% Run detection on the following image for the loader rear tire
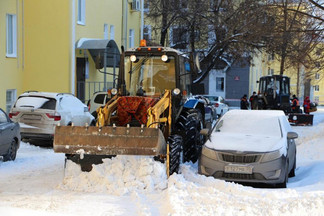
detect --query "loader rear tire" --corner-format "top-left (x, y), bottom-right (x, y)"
top-left (168, 135), bottom-right (182, 175)
top-left (176, 109), bottom-right (202, 163)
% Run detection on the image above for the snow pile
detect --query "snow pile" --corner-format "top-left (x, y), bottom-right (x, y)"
top-left (166, 164), bottom-right (324, 216)
top-left (59, 155), bottom-right (168, 195)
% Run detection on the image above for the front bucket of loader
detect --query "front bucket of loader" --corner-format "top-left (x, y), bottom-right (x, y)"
top-left (53, 125), bottom-right (167, 156)
top-left (288, 113), bottom-right (313, 126)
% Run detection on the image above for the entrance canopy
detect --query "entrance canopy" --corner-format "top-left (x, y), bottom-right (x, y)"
top-left (76, 38), bottom-right (120, 68)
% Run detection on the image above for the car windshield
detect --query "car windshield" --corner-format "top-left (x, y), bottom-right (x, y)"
top-left (14, 96), bottom-right (56, 110)
top-left (205, 96), bottom-right (219, 102)
top-left (124, 55), bottom-right (176, 96)
top-left (216, 112), bottom-right (282, 137)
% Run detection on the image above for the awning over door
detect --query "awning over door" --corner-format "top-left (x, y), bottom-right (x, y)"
top-left (76, 38), bottom-right (120, 68)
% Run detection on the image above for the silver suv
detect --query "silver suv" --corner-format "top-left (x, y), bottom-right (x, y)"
top-left (87, 91), bottom-right (110, 117)
top-left (9, 91), bottom-right (95, 145)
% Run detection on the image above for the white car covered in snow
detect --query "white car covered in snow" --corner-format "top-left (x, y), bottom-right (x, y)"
top-left (199, 109), bottom-right (298, 188)
top-left (9, 91), bottom-right (95, 145)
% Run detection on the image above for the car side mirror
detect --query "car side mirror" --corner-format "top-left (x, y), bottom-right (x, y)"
top-left (287, 132), bottom-right (298, 139)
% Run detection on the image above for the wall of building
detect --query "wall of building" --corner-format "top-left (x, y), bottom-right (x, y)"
top-left (226, 60), bottom-right (250, 106)
top-left (22, 0), bottom-right (71, 94)
top-left (0, 0), bottom-right (23, 110)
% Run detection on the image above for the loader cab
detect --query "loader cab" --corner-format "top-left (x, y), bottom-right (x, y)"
top-left (258, 75), bottom-right (290, 110)
top-left (123, 46), bottom-right (191, 97)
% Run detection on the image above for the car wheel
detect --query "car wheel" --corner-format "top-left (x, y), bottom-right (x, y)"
top-left (289, 156), bottom-right (296, 177)
top-left (3, 139), bottom-right (18, 162)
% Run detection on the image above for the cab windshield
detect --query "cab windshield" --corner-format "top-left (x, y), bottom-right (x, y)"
top-left (124, 56), bottom-right (176, 96)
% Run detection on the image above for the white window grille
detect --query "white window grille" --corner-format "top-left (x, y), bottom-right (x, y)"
top-left (315, 73), bottom-right (320, 80)
top-left (314, 85), bottom-right (319, 92)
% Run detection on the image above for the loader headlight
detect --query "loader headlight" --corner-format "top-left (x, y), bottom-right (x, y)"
top-left (161, 54), bottom-right (168, 62)
top-left (293, 115), bottom-right (297, 121)
top-left (130, 55), bottom-right (137, 62)
top-left (111, 88), bottom-right (118, 95)
top-left (172, 88), bottom-right (181, 96)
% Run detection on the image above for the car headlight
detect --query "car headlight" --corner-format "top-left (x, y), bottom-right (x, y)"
top-left (261, 149), bottom-right (283, 162)
top-left (201, 146), bottom-right (218, 160)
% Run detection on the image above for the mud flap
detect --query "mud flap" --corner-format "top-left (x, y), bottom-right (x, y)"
top-left (53, 125), bottom-right (167, 156)
top-left (288, 113), bottom-right (313, 126)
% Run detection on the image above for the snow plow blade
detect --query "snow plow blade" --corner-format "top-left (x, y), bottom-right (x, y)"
top-left (53, 125), bottom-right (166, 156)
top-left (288, 113), bottom-right (313, 126)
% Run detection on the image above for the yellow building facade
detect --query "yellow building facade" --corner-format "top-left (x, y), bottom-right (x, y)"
top-left (1, 0), bottom-right (142, 111)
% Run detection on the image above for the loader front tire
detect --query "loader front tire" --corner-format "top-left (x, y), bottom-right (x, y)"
top-left (176, 109), bottom-right (202, 163)
top-left (168, 135), bottom-right (182, 175)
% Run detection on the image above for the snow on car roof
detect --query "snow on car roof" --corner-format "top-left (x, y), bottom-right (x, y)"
top-left (205, 110), bottom-right (288, 151)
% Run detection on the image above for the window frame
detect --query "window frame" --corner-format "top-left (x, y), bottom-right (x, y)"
top-left (77, 0), bottom-right (86, 25)
top-left (6, 14), bottom-right (17, 58)
top-left (314, 85), bottom-right (319, 92)
top-left (6, 89), bottom-right (17, 113)
top-left (110, 25), bottom-right (115, 40)
top-left (129, 29), bottom-right (135, 48)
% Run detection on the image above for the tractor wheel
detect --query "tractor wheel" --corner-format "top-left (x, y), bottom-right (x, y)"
top-left (167, 135), bottom-right (182, 175)
top-left (176, 109), bottom-right (202, 163)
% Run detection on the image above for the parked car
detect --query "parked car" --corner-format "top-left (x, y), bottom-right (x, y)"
top-left (9, 91), bottom-right (95, 145)
top-left (192, 95), bottom-right (218, 122)
top-left (87, 91), bottom-right (110, 117)
top-left (185, 96), bottom-right (217, 129)
top-left (199, 110), bottom-right (297, 188)
top-left (0, 108), bottom-right (20, 161)
top-left (203, 95), bottom-right (229, 116)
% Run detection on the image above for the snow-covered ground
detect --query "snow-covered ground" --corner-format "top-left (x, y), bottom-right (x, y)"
top-left (1, 108), bottom-right (324, 216)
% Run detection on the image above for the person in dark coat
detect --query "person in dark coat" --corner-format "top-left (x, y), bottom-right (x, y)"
top-left (240, 94), bottom-right (249, 110)
top-left (249, 92), bottom-right (258, 110)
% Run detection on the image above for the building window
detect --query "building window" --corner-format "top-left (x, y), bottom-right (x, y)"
top-left (129, 29), bottom-right (135, 48)
top-left (170, 26), bottom-right (188, 49)
top-left (314, 85), bottom-right (319, 92)
top-left (6, 89), bottom-right (16, 113)
top-left (104, 24), bottom-right (109, 39)
top-left (143, 25), bottom-right (151, 41)
top-left (144, 1), bottom-right (149, 12)
top-left (77, 0), bottom-right (85, 25)
top-left (268, 68), bottom-right (274, 75)
top-left (216, 77), bottom-right (224, 92)
top-left (314, 96), bottom-right (319, 103)
top-left (268, 53), bottom-right (275, 61)
top-left (110, 25), bottom-right (115, 40)
top-left (315, 73), bottom-right (320, 80)
top-left (315, 62), bottom-right (320, 68)
top-left (6, 14), bottom-right (17, 57)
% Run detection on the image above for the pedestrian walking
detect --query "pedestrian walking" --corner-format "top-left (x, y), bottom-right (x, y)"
top-left (249, 92), bottom-right (258, 110)
top-left (240, 94), bottom-right (249, 110)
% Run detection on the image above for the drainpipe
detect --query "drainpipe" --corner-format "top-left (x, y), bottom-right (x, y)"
top-left (140, 0), bottom-right (144, 40)
top-left (122, 0), bottom-right (128, 48)
top-left (71, 0), bottom-right (76, 94)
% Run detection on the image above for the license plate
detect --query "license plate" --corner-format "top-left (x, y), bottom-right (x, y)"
top-left (23, 114), bottom-right (42, 121)
top-left (224, 164), bottom-right (253, 174)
